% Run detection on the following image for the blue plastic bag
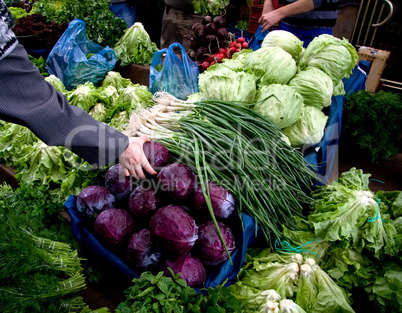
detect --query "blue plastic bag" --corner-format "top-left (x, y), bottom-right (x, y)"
top-left (46, 19), bottom-right (116, 90)
top-left (149, 42), bottom-right (199, 100)
top-left (251, 25), bottom-right (269, 51)
top-left (303, 96), bottom-right (344, 186)
top-left (65, 195), bottom-right (260, 287)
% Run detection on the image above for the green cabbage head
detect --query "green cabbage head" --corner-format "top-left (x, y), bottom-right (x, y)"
top-left (282, 106), bottom-right (328, 147)
top-left (244, 46), bottom-right (297, 85)
top-left (253, 84), bottom-right (304, 129)
top-left (288, 67), bottom-right (333, 109)
top-left (198, 65), bottom-right (256, 104)
top-left (299, 34), bottom-right (358, 82)
top-left (261, 30), bottom-right (304, 61)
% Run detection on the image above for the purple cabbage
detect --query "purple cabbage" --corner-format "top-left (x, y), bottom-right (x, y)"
top-left (143, 141), bottom-right (170, 170)
top-left (196, 220), bottom-right (236, 266)
top-left (128, 185), bottom-right (160, 217)
top-left (105, 164), bottom-right (133, 202)
top-left (126, 229), bottom-right (164, 272)
top-left (94, 208), bottom-right (136, 246)
top-left (164, 254), bottom-right (207, 288)
top-left (76, 185), bottom-right (115, 220)
top-left (193, 181), bottom-right (235, 219)
top-left (149, 205), bottom-right (198, 256)
top-left (157, 163), bottom-right (197, 201)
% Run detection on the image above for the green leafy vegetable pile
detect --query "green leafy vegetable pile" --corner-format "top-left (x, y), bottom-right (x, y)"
top-left (115, 270), bottom-right (241, 313)
top-left (282, 168), bottom-right (402, 312)
top-left (342, 89), bottom-right (402, 162)
top-left (228, 250), bottom-right (355, 313)
top-left (0, 183), bottom-right (89, 313)
top-left (31, 0), bottom-right (127, 47)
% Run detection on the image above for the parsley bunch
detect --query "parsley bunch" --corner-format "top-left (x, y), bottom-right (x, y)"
top-left (342, 90), bottom-right (402, 162)
top-left (116, 271), bottom-right (241, 313)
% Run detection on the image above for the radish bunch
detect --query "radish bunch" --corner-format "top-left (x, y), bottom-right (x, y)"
top-left (187, 15), bottom-right (249, 71)
top-left (199, 36), bottom-right (249, 70)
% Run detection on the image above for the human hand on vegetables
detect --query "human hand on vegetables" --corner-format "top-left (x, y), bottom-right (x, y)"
top-left (119, 135), bottom-right (157, 179)
top-left (259, 10), bottom-right (283, 32)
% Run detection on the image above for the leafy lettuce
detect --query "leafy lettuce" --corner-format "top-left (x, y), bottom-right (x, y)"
top-left (113, 22), bottom-right (159, 66)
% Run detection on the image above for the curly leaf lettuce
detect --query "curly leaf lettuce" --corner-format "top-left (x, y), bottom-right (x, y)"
top-left (297, 261), bottom-right (355, 313)
top-left (366, 263), bottom-right (402, 313)
top-left (192, 0), bottom-right (229, 16)
top-left (113, 22), bottom-right (159, 66)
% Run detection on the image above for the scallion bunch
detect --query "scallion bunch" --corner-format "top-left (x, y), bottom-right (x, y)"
top-left (125, 93), bottom-right (316, 244)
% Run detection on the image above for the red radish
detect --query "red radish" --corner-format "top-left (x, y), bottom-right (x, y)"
top-left (237, 37), bottom-right (246, 44)
top-left (202, 61), bottom-right (210, 69)
top-left (242, 42), bottom-right (249, 49)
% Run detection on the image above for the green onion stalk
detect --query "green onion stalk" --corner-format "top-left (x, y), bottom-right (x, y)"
top-left (124, 92), bottom-right (317, 244)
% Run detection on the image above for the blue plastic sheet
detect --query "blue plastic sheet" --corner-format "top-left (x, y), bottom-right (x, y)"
top-left (149, 42), bottom-right (199, 100)
top-left (65, 195), bottom-right (260, 287)
top-left (303, 96), bottom-right (344, 185)
top-left (342, 60), bottom-right (369, 95)
top-left (303, 61), bottom-right (368, 185)
top-left (46, 19), bottom-right (116, 90)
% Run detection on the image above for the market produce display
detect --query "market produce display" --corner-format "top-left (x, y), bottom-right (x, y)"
top-left (72, 143), bottom-right (241, 288)
top-left (124, 93), bottom-right (316, 244)
top-left (30, 0), bottom-right (127, 47)
top-left (1, 4), bottom-right (401, 311)
top-left (192, 31), bottom-right (359, 147)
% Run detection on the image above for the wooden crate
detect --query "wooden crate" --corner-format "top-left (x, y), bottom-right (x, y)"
top-left (358, 47), bottom-right (391, 93)
top-left (248, 0), bottom-right (264, 34)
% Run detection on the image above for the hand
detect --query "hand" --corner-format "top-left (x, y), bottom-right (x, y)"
top-left (259, 10), bottom-right (282, 32)
top-left (119, 135), bottom-right (157, 179)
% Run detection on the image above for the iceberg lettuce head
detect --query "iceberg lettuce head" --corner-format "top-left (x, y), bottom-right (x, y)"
top-left (282, 106), bottom-right (328, 147)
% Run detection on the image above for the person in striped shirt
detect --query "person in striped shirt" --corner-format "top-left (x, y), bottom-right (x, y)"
top-left (259, 0), bottom-right (339, 46)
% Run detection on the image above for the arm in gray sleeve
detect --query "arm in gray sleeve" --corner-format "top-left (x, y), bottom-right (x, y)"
top-left (0, 44), bottom-right (129, 167)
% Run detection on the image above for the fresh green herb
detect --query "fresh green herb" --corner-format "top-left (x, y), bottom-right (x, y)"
top-left (8, 6), bottom-right (31, 20)
top-left (32, 0), bottom-right (127, 47)
top-left (0, 202), bottom-right (87, 313)
top-left (342, 89), bottom-right (402, 162)
top-left (29, 55), bottom-right (49, 77)
top-left (115, 270), bottom-right (241, 313)
top-left (235, 20), bottom-right (249, 31)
